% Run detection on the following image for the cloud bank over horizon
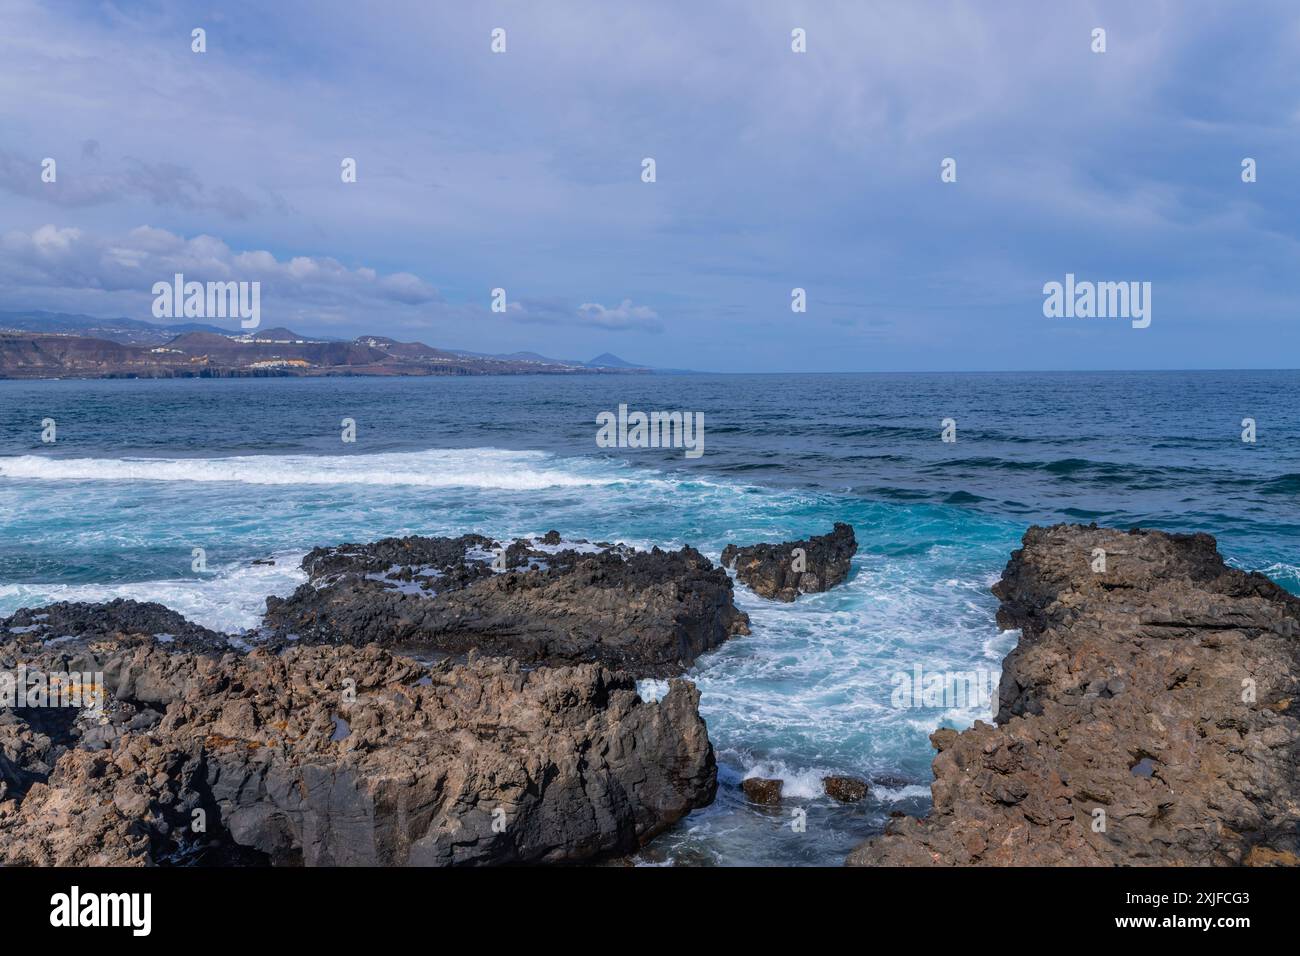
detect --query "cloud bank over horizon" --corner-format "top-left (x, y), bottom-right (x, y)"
top-left (1, 0), bottom-right (1297, 370)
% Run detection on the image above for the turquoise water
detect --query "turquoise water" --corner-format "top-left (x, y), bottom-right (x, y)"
top-left (1, 372), bottom-right (1295, 865)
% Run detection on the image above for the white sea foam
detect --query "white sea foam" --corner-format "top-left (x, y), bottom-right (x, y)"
top-left (740, 763), bottom-right (836, 800)
top-left (637, 678), bottom-right (671, 703)
top-left (0, 449), bottom-right (655, 492)
top-left (873, 783), bottom-right (932, 802)
top-left (0, 553), bottom-right (306, 633)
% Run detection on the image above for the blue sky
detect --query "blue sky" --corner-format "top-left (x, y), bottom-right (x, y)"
top-left (1, 0), bottom-right (1297, 371)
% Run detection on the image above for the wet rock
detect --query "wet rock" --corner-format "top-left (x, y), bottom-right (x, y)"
top-left (823, 775), bottom-right (869, 803)
top-left (297, 533), bottom-right (497, 591)
top-left (504, 538), bottom-right (537, 569)
top-left (848, 524), bottom-right (1300, 867)
top-left (741, 777), bottom-right (783, 805)
top-left (870, 774), bottom-right (917, 791)
top-left (722, 523), bottom-right (856, 602)
top-left (0, 634), bottom-right (718, 866)
top-left (2, 599), bottom-right (229, 653)
top-left (264, 537), bottom-right (749, 678)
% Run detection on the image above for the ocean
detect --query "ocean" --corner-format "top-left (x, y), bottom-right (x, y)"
top-left (1, 370), bottom-right (1296, 866)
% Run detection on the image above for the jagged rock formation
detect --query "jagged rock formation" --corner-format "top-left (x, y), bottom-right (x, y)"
top-left (721, 523), bottom-right (856, 602)
top-left (848, 524), bottom-right (1300, 866)
top-left (0, 623), bottom-right (716, 866)
top-left (264, 535), bottom-right (749, 677)
top-left (0, 529), bottom-right (742, 866)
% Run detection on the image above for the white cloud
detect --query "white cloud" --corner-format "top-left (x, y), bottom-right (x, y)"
top-left (0, 224), bottom-right (441, 321)
top-left (576, 299), bottom-right (662, 333)
top-left (1, 0), bottom-right (1297, 369)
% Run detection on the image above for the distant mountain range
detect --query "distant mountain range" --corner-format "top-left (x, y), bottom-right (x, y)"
top-left (441, 346), bottom-right (645, 370)
top-left (0, 311), bottom-right (665, 379)
top-left (0, 311), bottom-right (243, 345)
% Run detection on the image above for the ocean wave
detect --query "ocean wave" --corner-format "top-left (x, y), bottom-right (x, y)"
top-left (739, 761), bottom-right (839, 799)
top-left (1260, 473), bottom-right (1300, 495)
top-left (0, 449), bottom-right (655, 492)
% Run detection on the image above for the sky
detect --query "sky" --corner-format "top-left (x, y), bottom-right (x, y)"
top-left (0, 0), bottom-right (1297, 372)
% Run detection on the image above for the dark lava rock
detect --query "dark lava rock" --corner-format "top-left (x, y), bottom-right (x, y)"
top-left (741, 777), bottom-right (783, 805)
top-left (823, 775), bottom-right (869, 803)
top-left (299, 533), bottom-right (497, 590)
top-left (541, 530), bottom-right (562, 545)
top-left (721, 523), bottom-right (857, 602)
top-left (0, 636), bottom-right (717, 866)
top-left (264, 537), bottom-right (750, 678)
top-left (2, 599), bottom-right (230, 653)
top-left (848, 524), bottom-right (1300, 867)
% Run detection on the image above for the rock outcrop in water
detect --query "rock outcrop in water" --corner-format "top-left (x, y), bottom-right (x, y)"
top-left (741, 777), bottom-right (783, 805)
top-left (847, 524), bottom-right (1300, 867)
top-left (263, 534), bottom-right (750, 677)
top-left (0, 614), bottom-right (716, 865)
top-left (722, 523), bottom-right (856, 602)
top-left (823, 775), bottom-right (869, 803)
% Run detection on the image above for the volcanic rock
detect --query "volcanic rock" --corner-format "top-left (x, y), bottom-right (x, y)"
top-left (847, 524), bottom-right (1300, 866)
top-left (0, 630), bottom-right (717, 866)
top-left (722, 523), bottom-right (857, 602)
top-left (263, 536), bottom-right (749, 677)
top-left (2, 599), bottom-right (230, 653)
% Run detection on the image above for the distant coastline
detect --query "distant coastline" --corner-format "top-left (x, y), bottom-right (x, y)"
top-left (0, 311), bottom-right (658, 380)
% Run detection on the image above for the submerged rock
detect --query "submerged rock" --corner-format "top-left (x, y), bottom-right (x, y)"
top-left (848, 524), bottom-right (1300, 867)
top-left (0, 634), bottom-right (717, 866)
top-left (264, 535), bottom-right (749, 678)
top-left (722, 523), bottom-right (856, 602)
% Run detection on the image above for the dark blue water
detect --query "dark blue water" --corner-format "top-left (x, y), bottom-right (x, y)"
top-left (1, 371), bottom-right (1295, 865)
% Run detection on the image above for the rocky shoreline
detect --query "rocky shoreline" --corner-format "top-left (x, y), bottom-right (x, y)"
top-left (0, 532), bottom-right (747, 866)
top-left (3, 522), bottom-right (1296, 866)
top-left (1, 636), bottom-right (715, 865)
top-left (848, 524), bottom-right (1300, 866)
